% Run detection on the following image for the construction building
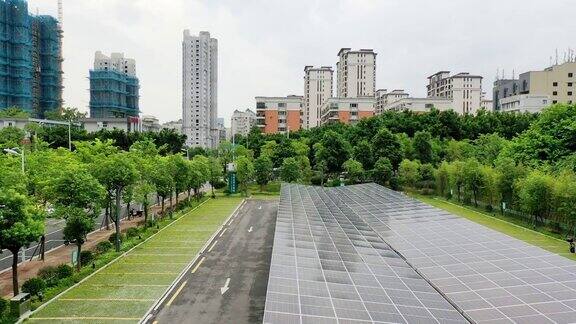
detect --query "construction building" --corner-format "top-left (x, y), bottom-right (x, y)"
top-left (0, 0), bottom-right (63, 117)
top-left (89, 52), bottom-right (139, 118)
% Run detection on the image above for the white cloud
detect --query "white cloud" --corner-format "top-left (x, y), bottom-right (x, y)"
top-left (28, 0), bottom-right (576, 124)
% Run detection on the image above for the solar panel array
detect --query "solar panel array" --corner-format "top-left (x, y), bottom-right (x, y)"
top-left (264, 184), bottom-right (468, 324)
top-left (332, 183), bottom-right (576, 324)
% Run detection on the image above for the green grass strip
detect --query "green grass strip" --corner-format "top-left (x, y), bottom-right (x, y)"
top-left (29, 197), bottom-right (243, 322)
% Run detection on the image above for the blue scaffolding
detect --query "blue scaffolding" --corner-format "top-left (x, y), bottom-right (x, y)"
top-left (89, 69), bottom-right (140, 118)
top-left (0, 0), bottom-right (62, 117)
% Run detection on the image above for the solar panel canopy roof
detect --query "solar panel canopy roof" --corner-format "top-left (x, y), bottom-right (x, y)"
top-left (263, 183), bottom-right (576, 324)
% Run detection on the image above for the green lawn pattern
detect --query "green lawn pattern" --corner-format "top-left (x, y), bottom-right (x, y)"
top-left (28, 197), bottom-right (243, 323)
top-left (414, 195), bottom-right (576, 261)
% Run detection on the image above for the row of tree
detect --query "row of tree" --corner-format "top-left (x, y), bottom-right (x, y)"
top-left (0, 135), bottom-right (220, 296)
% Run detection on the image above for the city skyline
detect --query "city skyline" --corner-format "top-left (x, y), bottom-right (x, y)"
top-left (27, 0), bottom-right (576, 125)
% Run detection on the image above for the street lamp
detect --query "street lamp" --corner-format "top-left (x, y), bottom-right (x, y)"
top-left (3, 147), bottom-right (24, 173)
top-left (181, 148), bottom-right (189, 160)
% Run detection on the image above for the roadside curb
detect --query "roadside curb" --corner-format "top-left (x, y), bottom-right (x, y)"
top-left (140, 198), bottom-right (246, 324)
top-left (18, 198), bottom-right (210, 324)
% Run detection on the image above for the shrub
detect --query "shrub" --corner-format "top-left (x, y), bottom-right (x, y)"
top-left (310, 173), bottom-right (323, 186)
top-left (108, 232), bottom-right (124, 244)
top-left (80, 251), bottom-right (94, 266)
top-left (214, 179), bottom-right (226, 189)
top-left (37, 266), bottom-right (59, 286)
top-left (95, 241), bottom-right (113, 254)
top-left (56, 264), bottom-right (74, 279)
top-left (0, 297), bottom-right (8, 316)
top-left (22, 278), bottom-right (46, 298)
top-left (125, 227), bottom-right (140, 239)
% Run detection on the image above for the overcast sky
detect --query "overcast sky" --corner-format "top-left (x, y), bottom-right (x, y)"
top-left (28, 0), bottom-right (576, 125)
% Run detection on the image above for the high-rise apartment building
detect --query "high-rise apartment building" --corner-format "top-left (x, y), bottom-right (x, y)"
top-left (427, 71), bottom-right (483, 114)
top-left (0, 0), bottom-right (63, 117)
top-left (375, 89), bottom-right (409, 114)
top-left (89, 52), bottom-right (139, 118)
top-left (255, 95), bottom-right (302, 134)
top-left (303, 66), bottom-right (333, 128)
top-left (231, 109), bottom-right (256, 137)
top-left (493, 61), bottom-right (576, 113)
top-left (182, 30), bottom-right (218, 148)
top-left (336, 48), bottom-right (376, 98)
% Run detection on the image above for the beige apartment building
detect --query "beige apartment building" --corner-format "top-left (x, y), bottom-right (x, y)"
top-left (336, 48), bottom-right (376, 98)
top-left (231, 108), bottom-right (256, 137)
top-left (255, 95), bottom-right (303, 134)
top-left (303, 66), bottom-right (333, 129)
top-left (493, 61), bottom-right (576, 112)
top-left (427, 71), bottom-right (483, 114)
top-left (319, 97), bottom-right (375, 125)
top-left (375, 89), bottom-right (409, 114)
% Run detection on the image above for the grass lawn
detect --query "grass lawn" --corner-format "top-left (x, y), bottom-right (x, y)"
top-left (412, 194), bottom-right (576, 261)
top-left (28, 197), bottom-right (243, 323)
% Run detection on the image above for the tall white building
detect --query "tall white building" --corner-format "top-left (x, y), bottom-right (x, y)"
top-left (231, 109), bottom-right (256, 137)
top-left (336, 48), bottom-right (376, 98)
top-left (93, 51), bottom-right (136, 76)
top-left (427, 71), bottom-right (483, 115)
top-left (182, 30), bottom-right (218, 148)
top-left (375, 89), bottom-right (409, 114)
top-left (303, 66), bottom-right (333, 128)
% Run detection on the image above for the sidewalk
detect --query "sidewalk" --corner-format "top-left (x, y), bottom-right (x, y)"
top-left (0, 192), bottom-right (191, 298)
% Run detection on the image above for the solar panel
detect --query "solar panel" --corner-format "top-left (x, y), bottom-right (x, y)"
top-left (263, 184), bottom-right (469, 324)
top-left (330, 183), bottom-right (576, 323)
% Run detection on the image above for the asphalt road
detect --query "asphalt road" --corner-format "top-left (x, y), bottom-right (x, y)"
top-left (148, 199), bottom-right (277, 324)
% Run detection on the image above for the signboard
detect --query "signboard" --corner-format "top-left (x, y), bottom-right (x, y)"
top-left (228, 172), bottom-right (237, 194)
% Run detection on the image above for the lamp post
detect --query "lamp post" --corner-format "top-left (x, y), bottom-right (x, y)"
top-left (181, 148), bottom-right (189, 160)
top-left (3, 147), bottom-right (24, 173)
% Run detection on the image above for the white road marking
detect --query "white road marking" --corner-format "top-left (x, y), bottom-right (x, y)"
top-left (220, 277), bottom-right (230, 295)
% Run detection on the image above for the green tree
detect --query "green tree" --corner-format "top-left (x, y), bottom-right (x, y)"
top-left (254, 155), bottom-right (273, 191)
top-left (517, 170), bottom-right (555, 227)
top-left (413, 131), bottom-right (433, 164)
top-left (398, 159), bottom-right (421, 189)
top-left (495, 157), bottom-right (526, 209)
top-left (208, 157), bottom-right (222, 198)
top-left (61, 207), bottom-right (94, 270)
top-left (554, 171), bottom-right (576, 237)
top-left (480, 165), bottom-right (500, 210)
top-left (463, 159), bottom-right (483, 207)
top-left (373, 157), bottom-right (393, 186)
top-left (152, 157), bottom-right (175, 215)
top-left (343, 159), bottom-right (364, 184)
top-left (314, 130), bottom-right (351, 176)
top-left (352, 140), bottom-right (374, 170)
top-left (371, 128), bottom-right (402, 169)
top-left (235, 156), bottom-right (254, 196)
top-left (0, 107), bottom-right (29, 118)
top-left (474, 133), bottom-right (507, 165)
top-left (280, 157), bottom-right (301, 183)
top-left (0, 126), bottom-right (25, 149)
top-left (448, 161), bottom-right (466, 202)
top-left (93, 153), bottom-right (138, 251)
top-left (0, 189), bottom-right (44, 295)
top-left (435, 161), bottom-right (450, 198)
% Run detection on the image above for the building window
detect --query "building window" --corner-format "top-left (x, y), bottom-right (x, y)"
top-left (569, 91), bottom-right (573, 96)
top-left (553, 82), bottom-right (558, 87)
top-left (568, 83), bottom-right (573, 87)
top-left (553, 100), bottom-right (558, 104)
top-left (278, 103), bottom-right (286, 108)
top-left (569, 73), bottom-right (573, 77)
top-left (553, 91), bottom-right (558, 96)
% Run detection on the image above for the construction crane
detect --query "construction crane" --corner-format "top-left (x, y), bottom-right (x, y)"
top-left (57, 0), bottom-right (63, 27)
